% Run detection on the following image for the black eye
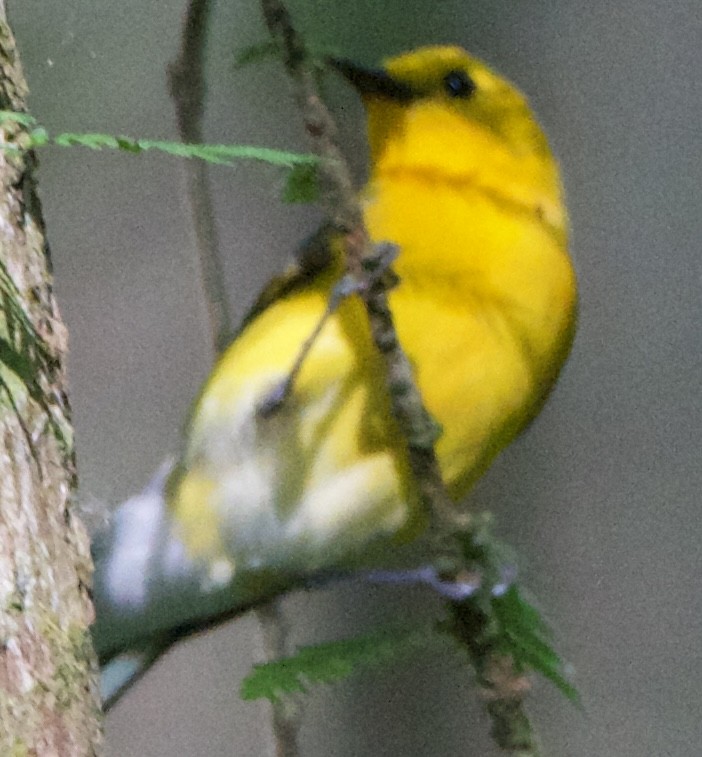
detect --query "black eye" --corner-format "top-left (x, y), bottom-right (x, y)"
top-left (443, 70), bottom-right (476, 99)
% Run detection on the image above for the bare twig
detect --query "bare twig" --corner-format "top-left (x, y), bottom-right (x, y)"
top-left (260, 3), bottom-right (541, 753)
top-left (260, 0), bottom-right (456, 534)
top-left (160, 1), bottom-right (542, 751)
top-left (257, 601), bottom-right (302, 757)
top-left (168, 0), bottom-right (231, 355)
top-left (449, 598), bottom-right (542, 755)
top-left (168, 6), bottom-right (298, 757)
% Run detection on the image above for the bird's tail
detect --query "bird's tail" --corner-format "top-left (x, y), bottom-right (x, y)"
top-left (91, 460), bottom-right (248, 706)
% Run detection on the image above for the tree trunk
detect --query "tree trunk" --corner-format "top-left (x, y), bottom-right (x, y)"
top-left (0, 11), bottom-right (103, 755)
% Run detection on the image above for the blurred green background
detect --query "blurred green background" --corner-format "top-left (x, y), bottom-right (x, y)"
top-left (11, 0), bottom-right (702, 755)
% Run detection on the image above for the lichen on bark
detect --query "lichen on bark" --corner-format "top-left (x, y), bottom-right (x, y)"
top-left (0, 13), bottom-right (102, 755)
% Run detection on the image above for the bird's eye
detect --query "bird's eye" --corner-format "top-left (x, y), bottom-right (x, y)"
top-left (443, 70), bottom-right (476, 99)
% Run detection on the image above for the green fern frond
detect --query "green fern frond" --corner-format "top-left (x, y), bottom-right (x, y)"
top-left (0, 111), bottom-right (320, 169)
top-left (442, 519), bottom-right (580, 706)
top-left (493, 586), bottom-right (579, 704)
top-left (241, 627), bottom-right (433, 703)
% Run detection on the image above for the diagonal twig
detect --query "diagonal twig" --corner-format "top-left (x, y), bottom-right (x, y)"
top-left (260, 3), bottom-right (542, 753)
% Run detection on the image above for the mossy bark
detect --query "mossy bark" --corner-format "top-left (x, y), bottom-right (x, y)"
top-left (0, 13), bottom-right (102, 755)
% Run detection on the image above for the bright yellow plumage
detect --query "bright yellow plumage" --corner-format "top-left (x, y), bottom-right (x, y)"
top-left (169, 46), bottom-right (576, 581)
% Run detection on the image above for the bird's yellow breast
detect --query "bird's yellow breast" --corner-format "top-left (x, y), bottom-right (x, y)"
top-left (168, 45), bottom-right (577, 579)
top-left (366, 167), bottom-right (575, 495)
top-left (171, 172), bottom-right (574, 571)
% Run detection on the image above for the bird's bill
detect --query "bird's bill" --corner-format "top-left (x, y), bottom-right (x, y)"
top-left (328, 57), bottom-right (414, 102)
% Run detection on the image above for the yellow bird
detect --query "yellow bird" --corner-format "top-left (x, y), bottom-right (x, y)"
top-left (168, 45), bottom-right (576, 581)
top-left (94, 46), bottom-right (576, 694)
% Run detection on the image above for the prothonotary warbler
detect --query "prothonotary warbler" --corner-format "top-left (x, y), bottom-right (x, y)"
top-left (92, 45), bottom-right (576, 704)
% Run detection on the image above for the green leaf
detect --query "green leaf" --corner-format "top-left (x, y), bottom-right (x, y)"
top-left (282, 162), bottom-right (320, 203)
top-left (0, 110), bottom-right (37, 127)
top-left (28, 127), bottom-right (50, 146)
top-left (0, 337), bottom-right (36, 386)
top-left (493, 584), bottom-right (551, 637)
top-left (493, 586), bottom-right (580, 704)
top-left (241, 627), bottom-right (432, 702)
top-left (52, 132), bottom-right (123, 150)
top-left (115, 136), bottom-right (143, 153)
top-left (441, 522), bottom-right (580, 707)
top-left (0, 112), bottom-right (321, 170)
top-left (135, 140), bottom-right (319, 168)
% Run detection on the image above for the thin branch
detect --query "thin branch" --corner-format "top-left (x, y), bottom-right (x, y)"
top-left (260, 3), bottom-right (541, 753)
top-left (259, 0), bottom-right (456, 534)
top-left (167, 0), bottom-right (231, 355)
top-left (449, 597), bottom-right (542, 755)
top-left (257, 601), bottom-right (302, 757)
top-left (169, 5), bottom-right (299, 756)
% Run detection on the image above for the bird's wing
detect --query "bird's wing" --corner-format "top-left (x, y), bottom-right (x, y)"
top-left (237, 222), bottom-right (341, 333)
